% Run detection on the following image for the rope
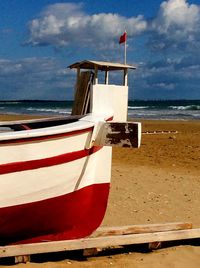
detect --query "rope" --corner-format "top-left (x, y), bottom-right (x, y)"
top-left (142, 130), bottom-right (178, 135)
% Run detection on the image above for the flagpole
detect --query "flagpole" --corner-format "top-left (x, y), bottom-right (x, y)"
top-left (124, 30), bottom-right (127, 65)
top-left (124, 38), bottom-right (126, 65)
top-left (119, 30), bottom-right (127, 64)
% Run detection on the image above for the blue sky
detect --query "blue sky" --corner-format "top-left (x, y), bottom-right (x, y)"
top-left (0, 0), bottom-right (200, 100)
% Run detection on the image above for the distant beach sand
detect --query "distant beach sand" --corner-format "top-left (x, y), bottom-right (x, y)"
top-left (0, 115), bottom-right (200, 267)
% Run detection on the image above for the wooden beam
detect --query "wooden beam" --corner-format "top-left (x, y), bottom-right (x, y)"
top-left (15, 255), bottom-right (30, 264)
top-left (76, 67), bottom-right (80, 84)
top-left (92, 222), bottom-right (193, 237)
top-left (71, 71), bottom-right (92, 115)
top-left (105, 70), bottom-right (109, 84)
top-left (123, 69), bottom-right (128, 86)
top-left (94, 122), bottom-right (141, 148)
top-left (94, 66), bottom-right (98, 84)
top-left (0, 228), bottom-right (199, 258)
top-left (148, 242), bottom-right (162, 250)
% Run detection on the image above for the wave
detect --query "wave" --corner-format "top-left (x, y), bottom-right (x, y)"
top-left (0, 100), bottom-right (199, 120)
top-left (128, 105), bottom-right (200, 111)
top-left (27, 107), bottom-right (71, 114)
top-left (0, 101), bottom-right (21, 105)
top-left (128, 106), bottom-right (149, 110)
top-left (169, 105), bottom-right (200, 111)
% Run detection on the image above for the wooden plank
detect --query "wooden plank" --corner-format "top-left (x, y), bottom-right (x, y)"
top-left (15, 255), bottom-right (30, 264)
top-left (148, 242), bottom-right (162, 250)
top-left (92, 222), bottom-right (193, 237)
top-left (0, 228), bottom-right (200, 258)
top-left (71, 71), bottom-right (92, 115)
top-left (94, 122), bottom-right (141, 148)
top-left (83, 248), bottom-right (99, 257)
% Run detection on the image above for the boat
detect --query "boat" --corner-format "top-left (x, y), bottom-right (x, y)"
top-left (0, 60), bottom-right (141, 245)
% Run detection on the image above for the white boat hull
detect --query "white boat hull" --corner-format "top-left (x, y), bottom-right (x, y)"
top-left (0, 117), bottom-right (112, 245)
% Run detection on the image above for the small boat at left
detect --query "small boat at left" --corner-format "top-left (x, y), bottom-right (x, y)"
top-left (0, 60), bottom-right (141, 245)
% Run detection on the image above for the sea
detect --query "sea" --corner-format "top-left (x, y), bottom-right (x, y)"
top-left (0, 100), bottom-right (200, 120)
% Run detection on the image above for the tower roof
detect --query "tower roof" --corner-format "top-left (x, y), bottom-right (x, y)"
top-left (68, 60), bottom-right (136, 71)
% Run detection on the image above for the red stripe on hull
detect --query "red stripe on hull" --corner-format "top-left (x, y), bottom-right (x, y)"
top-left (0, 183), bottom-right (110, 245)
top-left (0, 146), bottom-right (102, 175)
top-left (0, 127), bottom-right (93, 145)
top-left (106, 116), bottom-right (114, 122)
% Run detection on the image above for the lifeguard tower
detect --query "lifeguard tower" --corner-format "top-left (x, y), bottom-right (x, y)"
top-left (69, 60), bottom-right (136, 122)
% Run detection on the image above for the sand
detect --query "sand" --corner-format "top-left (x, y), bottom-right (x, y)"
top-left (0, 116), bottom-right (200, 267)
top-left (104, 120), bottom-right (200, 227)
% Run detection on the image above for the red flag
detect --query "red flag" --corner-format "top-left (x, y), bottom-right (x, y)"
top-left (119, 31), bottom-right (127, 44)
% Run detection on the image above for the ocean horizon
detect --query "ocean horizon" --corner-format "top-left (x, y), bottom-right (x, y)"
top-left (0, 99), bottom-right (200, 120)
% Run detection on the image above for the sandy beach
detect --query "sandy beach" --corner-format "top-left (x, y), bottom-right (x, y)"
top-left (0, 116), bottom-right (199, 267)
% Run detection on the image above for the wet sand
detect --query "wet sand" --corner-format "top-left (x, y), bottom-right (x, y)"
top-left (0, 116), bottom-right (200, 267)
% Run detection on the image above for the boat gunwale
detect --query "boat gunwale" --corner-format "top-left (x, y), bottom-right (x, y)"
top-left (0, 116), bottom-right (95, 142)
top-left (0, 126), bottom-right (94, 145)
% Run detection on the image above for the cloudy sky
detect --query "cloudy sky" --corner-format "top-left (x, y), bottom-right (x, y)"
top-left (0, 0), bottom-right (200, 100)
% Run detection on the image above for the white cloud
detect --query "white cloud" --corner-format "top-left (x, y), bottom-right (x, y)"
top-left (26, 3), bottom-right (147, 49)
top-left (149, 0), bottom-right (200, 50)
top-left (26, 1), bottom-right (200, 55)
top-left (154, 0), bottom-right (199, 32)
top-left (5, 1), bottom-right (200, 100)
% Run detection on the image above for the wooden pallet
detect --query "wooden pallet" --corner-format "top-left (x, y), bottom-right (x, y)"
top-left (0, 222), bottom-right (200, 263)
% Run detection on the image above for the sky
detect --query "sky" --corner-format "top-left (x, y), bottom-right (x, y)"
top-left (0, 0), bottom-right (200, 100)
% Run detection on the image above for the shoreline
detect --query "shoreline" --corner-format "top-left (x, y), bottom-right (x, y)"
top-left (0, 114), bottom-right (44, 121)
top-left (0, 112), bottom-right (200, 121)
